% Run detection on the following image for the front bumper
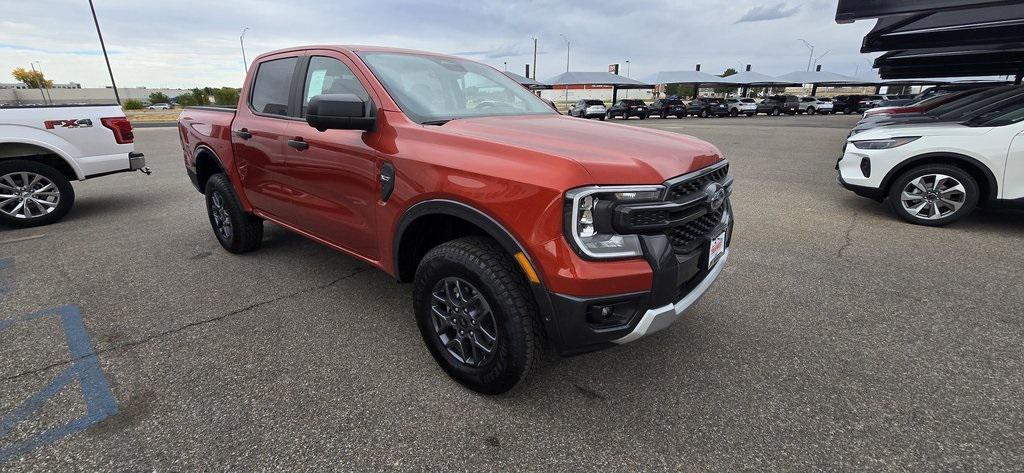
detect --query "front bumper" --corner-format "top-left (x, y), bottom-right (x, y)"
top-left (545, 204), bottom-right (733, 355)
top-left (615, 249), bottom-right (728, 343)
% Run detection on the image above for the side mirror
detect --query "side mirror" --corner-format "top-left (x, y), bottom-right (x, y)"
top-left (306, 94), bottom-right (375, 132)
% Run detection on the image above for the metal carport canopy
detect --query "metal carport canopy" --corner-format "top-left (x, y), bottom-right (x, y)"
top-left (875, 44), bottom-right (1024, 79)
top-left (719, 70), bottom-right (792, 86)
top-left (774, 70), bottom-right (868, 85)
top-left (546, 72), bottom-right (653, 103)
top-left (860, 3), bottom-right (1024, 53)
top-left (653, 70), bottom-right (735, 85)
top-left (502, 71), bottom-right (550, 89)
top-left (835, 0), bottom-right (1018, 23)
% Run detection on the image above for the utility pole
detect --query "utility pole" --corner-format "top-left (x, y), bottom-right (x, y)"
top-left (624, 60), bottom-right (631, 99)
top-left (798, 38), bottom-right (814, 72)
top-left (531, 37), bottom-right (538, 80)
top-left (29, 62), bottom-right (48, 104)
top-left (89, 0), bottom-right (120, 104)
top-left (240, 27), bottom-right (249, 72)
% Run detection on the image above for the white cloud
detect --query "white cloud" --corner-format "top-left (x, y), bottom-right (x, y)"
top-left (0, 0), bottom-right (878, 88)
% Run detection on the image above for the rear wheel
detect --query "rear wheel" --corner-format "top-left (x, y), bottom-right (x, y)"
top-left (699, 109), bottom-right (709, 118)
top-left (729, 108), bottom-right (738, 117)
top-left (887, 164), bottom-right (979, 226)
top-left (205, 173), bottom-right (263, 253)
top-left (745, 112), bottom-right (755, 117)
top-left (0, 159), bottom-right (75, 228)
top-left (413, 237), bottom-right (542, 394)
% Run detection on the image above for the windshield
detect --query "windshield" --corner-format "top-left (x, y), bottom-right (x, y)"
top-left (359, 52), bottom-right (556, 124)
top-left (930, 86), bottom-right (1020, 119)
top-left (740, 98), bottom-right (755, 103)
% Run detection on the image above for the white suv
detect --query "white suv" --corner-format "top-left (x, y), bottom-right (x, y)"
top-left (799, 97), bottom-right (832, 115)
top-left (837, 100), bottom-right (1024, 225)
top-left (725, 98), bottom-right (757, 117)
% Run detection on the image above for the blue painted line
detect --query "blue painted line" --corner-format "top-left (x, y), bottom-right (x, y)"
top-left (0, 305), bottom-right (118, 463)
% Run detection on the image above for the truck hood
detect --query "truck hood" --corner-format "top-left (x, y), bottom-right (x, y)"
top-left (435, 114), bottom-right (722, 184)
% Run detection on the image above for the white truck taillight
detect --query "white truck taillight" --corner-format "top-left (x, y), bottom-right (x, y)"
top-left (101, 117), bottom-right (134, 144)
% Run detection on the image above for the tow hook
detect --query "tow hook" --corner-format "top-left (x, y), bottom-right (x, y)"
top-left (139, 167), bottom-right (152, 175)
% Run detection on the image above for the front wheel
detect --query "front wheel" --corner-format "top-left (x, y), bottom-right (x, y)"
top-left (807, 107), bottom-right (816, 114)
top-left (772, 107), bottom-right (780, 116)
top-left (887, 165), bottom-right (979, 226)
top-left (413, 237), bottom-right (542, 394)
top-left (0, 159), bottom-right (75, 228)
top-left (699, 109), bottom-right (709, 118)
top-left (205, 173), bottom-right (264, 253)
top-left (729, 108), bottom-right (738, 117)
top-left (745, 113), bottom-right (755, 117)
top-left (598, 115), bottom-right (605, 121)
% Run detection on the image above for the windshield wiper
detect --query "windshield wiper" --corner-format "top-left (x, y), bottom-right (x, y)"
top-left (422, 118), bottom-right (457, 126)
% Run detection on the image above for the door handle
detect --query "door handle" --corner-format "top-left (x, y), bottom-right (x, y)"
top-left (287, 138), bottom-right (309, 151)
top-left (235, 129), bottom-right (252, 140)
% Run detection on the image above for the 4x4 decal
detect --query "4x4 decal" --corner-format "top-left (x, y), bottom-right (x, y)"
top-left (43, 119), bottom-right (93, 129)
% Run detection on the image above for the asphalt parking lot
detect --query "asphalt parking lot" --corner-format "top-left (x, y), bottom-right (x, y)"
top-left (2, 114), bottom-right (1022, 470)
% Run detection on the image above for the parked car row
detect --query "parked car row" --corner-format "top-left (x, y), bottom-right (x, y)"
top-left (570, 95), bottom-right (844, 120)
top-left (837, 84), bottom-right (1023, 226)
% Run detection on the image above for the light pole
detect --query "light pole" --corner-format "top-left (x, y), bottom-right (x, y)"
top-left (559, 34), bottom-right (570, 72)
top-left (240, 27), bottom-right (249, 73)
top-left (797, 38), bottom-right (814, 71)
top-left (559, 34), bottom-right (570, 103)
top-left (531, 37), bottom-right (538, 79)
top-left (624, 60), bottom-right (630, 99)
top-left (29, 62), bottom-right (48, 104)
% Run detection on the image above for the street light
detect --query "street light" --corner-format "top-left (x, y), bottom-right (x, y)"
top-left (797, 38), bottom-right (814, 71)
top-left (624, 60), bottom-right (630, 99)
top-left (240, 27), bottom-right (249, 73)
top-left (812, 49), bottom-right (830, 70)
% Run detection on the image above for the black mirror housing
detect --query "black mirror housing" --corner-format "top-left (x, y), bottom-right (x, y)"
top-left (306, 94), bottom-right (376, 132)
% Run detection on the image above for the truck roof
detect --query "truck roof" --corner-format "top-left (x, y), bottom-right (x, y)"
top-left (253, 45), bottom-right (462, 63)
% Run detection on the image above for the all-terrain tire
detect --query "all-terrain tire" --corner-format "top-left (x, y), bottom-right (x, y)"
top-left (204, 173), bottom-right (263, 253)
top-left (413, 237), bottom-right (542, 394)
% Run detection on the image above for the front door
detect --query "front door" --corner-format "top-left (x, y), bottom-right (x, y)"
top-left (280, 54), bottom-right (381, 261)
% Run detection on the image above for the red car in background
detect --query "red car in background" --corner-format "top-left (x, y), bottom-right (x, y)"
top-left (862, 87), bottom-right (993, 119)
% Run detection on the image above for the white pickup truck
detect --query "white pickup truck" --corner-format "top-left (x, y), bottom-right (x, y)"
top-left (0, 104), bottom-right (147, 228)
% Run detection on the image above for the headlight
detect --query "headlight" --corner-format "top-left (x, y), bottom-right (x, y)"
top-left (565, 185), bottom-right (663, 259)
top-left (851, 136), bottom-right (919, 149)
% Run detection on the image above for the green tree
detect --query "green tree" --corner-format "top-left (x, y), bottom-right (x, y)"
top-left (148, 92), bottom-right (170, 104)
top-left (664, 83), bottom-right (695, 99)
top-left (123, 99), bottom-right (144, 110)
top-left (212, 87), bottom-right (239, 106)
top-left (189, 88), bottom-right (209, 105)
top-left (11, 67), bottom-right (53, 88)
top-left (713, 68), bottom-right (738, 95)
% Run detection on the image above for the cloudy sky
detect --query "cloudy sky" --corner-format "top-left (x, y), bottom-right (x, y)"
top-left (0, 0), bottom-right (880, 89)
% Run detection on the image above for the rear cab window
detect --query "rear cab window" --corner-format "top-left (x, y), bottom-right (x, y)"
top-left (250, 57), bottom-right (299, 117)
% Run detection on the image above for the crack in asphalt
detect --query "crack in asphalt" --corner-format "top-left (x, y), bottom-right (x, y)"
top-left (837, 212), bottom-right (859, 259)
top-left (1, 268), bottom-right (367, 384)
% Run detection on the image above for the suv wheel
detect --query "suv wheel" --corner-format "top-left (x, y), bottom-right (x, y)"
top-left (729, 108), bottom-right (738, 117)
top-left (699, 109), bottom-right (709, 118)
top-left (413, 237), bottom-right (542, 394)
top-left (807, 106), bottom-right (816, 114)
top-left (205, 173), bottom-right (264, 253)
top-left (887, 165), bottom-right (979, 226)
top-left (0, 159), bottom-right (75, 228)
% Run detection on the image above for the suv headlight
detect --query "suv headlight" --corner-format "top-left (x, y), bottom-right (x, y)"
top-left (851, 136), bottom-right (919, 149)
top-left (565, 185), bottom-right (664, 259)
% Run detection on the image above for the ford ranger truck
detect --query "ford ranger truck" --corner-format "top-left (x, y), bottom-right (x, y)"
top-left (1, 104), bottom-right (146, 227)
top-left (178, 46), bottom-right (734, 394)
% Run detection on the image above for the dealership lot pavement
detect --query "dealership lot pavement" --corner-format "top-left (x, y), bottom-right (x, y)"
top-left (2, 114), bottom-right (1022, 470)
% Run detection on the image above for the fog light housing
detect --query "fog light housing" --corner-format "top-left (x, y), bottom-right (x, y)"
top-left (586, 299), bottom-right (640, 328)
top-left (860, 157), bottom-right (871, 178)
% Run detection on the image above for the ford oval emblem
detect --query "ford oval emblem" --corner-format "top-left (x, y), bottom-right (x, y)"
top-left (705, 182), bottom-right (726, 211)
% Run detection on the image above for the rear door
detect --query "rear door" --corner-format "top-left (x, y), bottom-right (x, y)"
top-left (279, 52), bottom-right (382, 260)
top-left (231, 55), bottom-right (303, 220)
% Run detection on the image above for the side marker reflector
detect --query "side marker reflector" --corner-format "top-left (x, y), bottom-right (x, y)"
top-left (514, 252), bottom-right (540, 284)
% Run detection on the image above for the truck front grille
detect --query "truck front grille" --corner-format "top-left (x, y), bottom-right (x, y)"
top-left (668, 164), bottom-right (729, 200)
top-left (665, 209), bottom-right (725, 253)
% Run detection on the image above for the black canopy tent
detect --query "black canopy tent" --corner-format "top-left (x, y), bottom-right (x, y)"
top-left (836, 0), bottom-right (1024, 83)
top-left (545, 71), bottom-right (653, 104)
top-left (652, 70), bottom-right (737, 99)
top-left (501, 71), bottom-right (550, 90)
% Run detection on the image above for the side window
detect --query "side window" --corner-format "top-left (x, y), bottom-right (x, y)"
top-left (302, 56), bottom-right (371, 116)
top-left (250, 57), bottom-right (298, 117)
